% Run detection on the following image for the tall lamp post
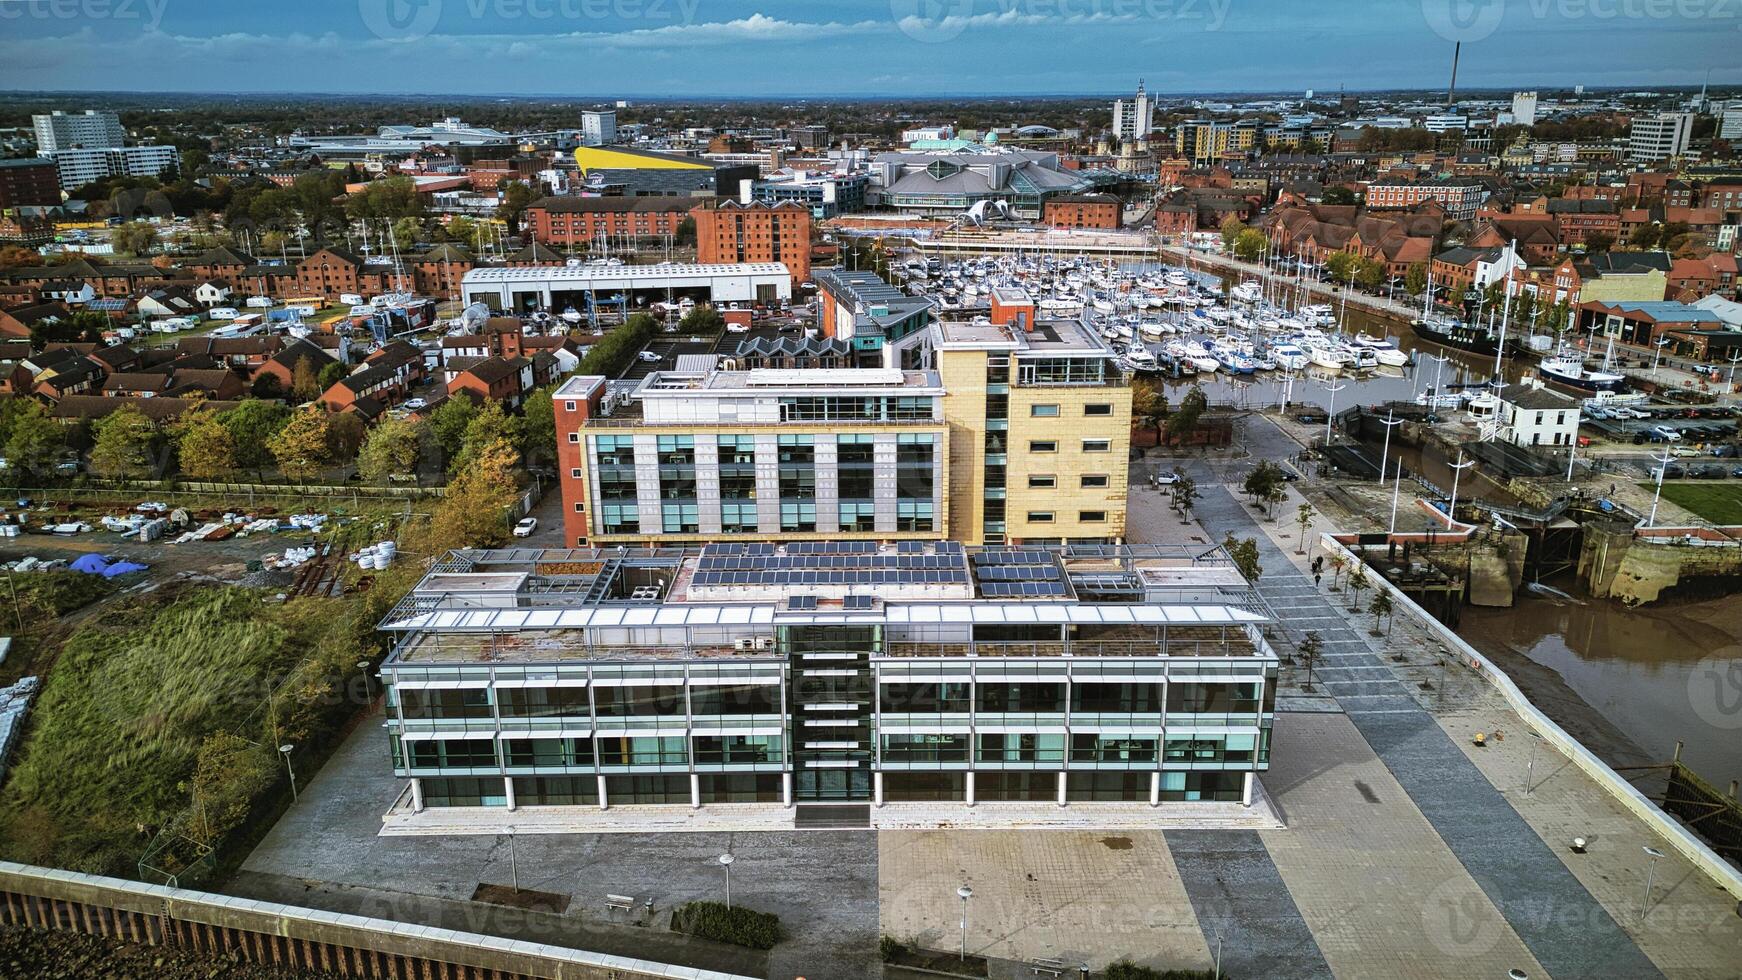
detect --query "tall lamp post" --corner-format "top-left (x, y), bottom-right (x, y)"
top-left (1524, 730), bottom-right (1544, 795)
top-left (718, 852), bottom-right (735, 910)
top-left (356, 659), bottom-right (374, 706)
top-left (1322, 381), bottom-right (1347, 446)
top-left (1388, 458), bottom-right (1406, 535)
top-left (956, 885), bottom-right (973, 961)
top-left (1640, 846), bottom-right (1666, 920)
top-left (1727, 350), bottom-right (1742, 388)
top-left (278, 743), bottom-right (298, 801)
top-left (1651, 338), bottom-right (1670, 376)
top-left (1376, 409), bottom-right (1403, 487)
top-left (1447, 451), bottom-right (1476, 528)
top-left (1646, 447), bottom-right (1676, 528)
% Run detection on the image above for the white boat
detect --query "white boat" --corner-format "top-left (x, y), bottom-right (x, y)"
top-left (1138, 321), bottom-right (1168, 341)
top-left (1230, 280), bottom-right (1263, 304)
top-left (1182, 341), bottom-right (1222, 373)
top-left (1164, 271), bottom-right (1192, 288)
top-left (1121, 350), bottom-right (1162, 374)
top-left (1539, 353), bottom-right (1627, 393)
top-left (1306, 343), bottom-right (1348, 371)
top-left (1269, 343), bottom-right (1310, 371)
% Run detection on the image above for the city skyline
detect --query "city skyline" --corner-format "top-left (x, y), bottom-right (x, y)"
top-left (0, 0), bottom-right (1738, 96)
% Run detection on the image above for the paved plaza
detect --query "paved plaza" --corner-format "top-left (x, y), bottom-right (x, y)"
top-left (235, 419), bottom-right (1742, 978)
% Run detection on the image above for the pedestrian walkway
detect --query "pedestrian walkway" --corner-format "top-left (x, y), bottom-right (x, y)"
top-left (1185, 478), bottom-right (1662, 979)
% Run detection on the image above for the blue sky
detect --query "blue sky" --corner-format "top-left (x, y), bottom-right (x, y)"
top-left (0, 0), bottom-right (1735, 96)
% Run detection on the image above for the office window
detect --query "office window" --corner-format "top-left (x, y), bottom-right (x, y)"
top-left (896, 499), bottom-right (934, 532)
top-left (1027, 511), bottom-right (1055, 524)
top-left (1080, 474), bottom-right (1109, 488)
top-left (1080, 510), bottom-right (1107, 523)
top-left (1084, 403), bottom-right (1113, 416)
top-left (839, 500), bottom-right (876, 532)
top-left (1082, 439), bottom-right (1111, 453)
top-left (1027, 475), bottom-right (1057, 489)
top-left (1030, 404), bottom-right (1060, 417)
top-left (976, 733), bottom-right (1065, 763)
top-left (1028, 440), bottom-right (1058, 453)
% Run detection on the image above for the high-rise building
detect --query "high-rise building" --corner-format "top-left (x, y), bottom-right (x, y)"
top-left (691, 199), bottom-right (812, 286)
top-left (581, 110), bottom-right (617, 147)
top-left (376, 540), bottom-right (1279, 824)
top-left (1628, 111), bottom-right (1694, 161)
top-left (1112, 80), bottom-right (1154, 143)
top-left (42, 145), bottom-right (179, 191)
top-left (31, 109), bottom-right (125, 152)
top-left (1511, 91), bottom-right (1539, 128)
top-left (1174, 120), bottom-right (1257, 165)
top-left (0, 158), bottom-right (62, 207)
top-left (1718, 106), bottom-right (1742, 142)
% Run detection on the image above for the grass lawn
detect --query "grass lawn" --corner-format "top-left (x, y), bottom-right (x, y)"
top-left (1640, 482), bottom-right (1742, 525)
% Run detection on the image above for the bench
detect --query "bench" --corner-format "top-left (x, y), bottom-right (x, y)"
top-left (604, 894), bottom-right (638, 912)
top-left (1030, 959), bottom-right (1067, 977)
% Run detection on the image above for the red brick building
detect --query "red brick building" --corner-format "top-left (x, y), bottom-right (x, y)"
top-left (551, 375), bottom-right (607, 547)
top-left (1041, 194), bottom-right (1121, 230)
top-left (523, 197), bottom-right (693, 248)
top-left (0, 159), bottom-right (60, 208)
top-left (691, 199), bottom-right (812, 286)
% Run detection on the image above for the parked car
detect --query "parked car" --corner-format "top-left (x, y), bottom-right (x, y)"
top-left (1650, 463), bottom-right (1686, 480)
top-left (512, 517), bottom-right (538, 538)
top-left (1651, 425), bottom-right (1683, 441)
top-left (725, 322), bottom-right (750, 334)
top-left (637, 350), bottom-right (662, 363)
top-left (402, 397), bottom-right (428, 411)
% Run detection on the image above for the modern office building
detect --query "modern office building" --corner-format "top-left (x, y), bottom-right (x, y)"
top-left (744, 169), bottom-right (870, 219)
top-left (1511, 91), bottom-right (1539, 128)
top-left (31, 110), bottom-right (125, 152)
top-left (1112, 81), bottom-right (1154, 144)
top-left (552, 367), bottom-right (949, 548)
top-left (1629, 112), bottom-right (1694, 162)
top-left (1174, 120), bottom-right (1258, 165)
top-left (581, 110), bottom-right (617, 147)
top-left (42, 144), bottom-right (179, 191)
top-left (376, 541), bottom-right (1278, 828)
top-left (814, 268), bottom-right (935, 361)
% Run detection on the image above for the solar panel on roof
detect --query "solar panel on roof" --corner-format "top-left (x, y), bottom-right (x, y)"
top-left (897, 541), bottom-right (924, 554)
top-left (788, 595), bottom-right (818, 610)
top-left (844, 594), bottom-right (874, 609)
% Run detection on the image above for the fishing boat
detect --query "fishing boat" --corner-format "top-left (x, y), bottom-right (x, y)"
top-left (1538, 353), bottom-right (1627, 393)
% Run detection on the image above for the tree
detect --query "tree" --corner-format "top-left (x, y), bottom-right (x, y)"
top-left (1347, 564), bottom-right (1369, 613)
top-left (3, 402), bottom-right (62, 478)
top-left (290, 356), bottom-right (322, 403)
top-left (1169, 473), bottom-right (1199, 524)
top-left (675, 215), bottom-right (697, 247)
top-left (251, 373), bottom-right (285, 400)
top-left (174, 411), bottom-right (237, 479)
top-left (1164, 385), bottom-right (1207, 446)
top-left (1355, 257), bottom-right (1385, 291)
top-left (431, 436), bottom-right (521, 548)
top-left (317, 360), bottom-right (347, 391)
top-left (1294, 502), bottom-right (1316, 555)
top-left (1242, 461), bottom-right (1285, 507)
top-left (1324, 250), bottom-right (1359, 283)
top-left (497, 180), bottom-right (538, 231)
top-left (452, 402), bottom-right (522, 476)
top-left (445, 215), bottom-right (480, 249)
top-left (326, 412), bottom-right (367, 464)
top-left (1327, 552), bottom-right (1348, 590)
top-left (1321, 186), bottom-right (1358, 206)
top-left (1223, 533), bottom-right (1262, 583)
top-left (31, 310), bottom-right (108, 346)
top-left (88, 405), bottom-right (157, 478)
top-left (110, 221), bottom-right (159, 256)
top-left (520, 385), bottom-right (558, 467)
top-left (1584, 232), bottom-right (1615, 254)
top-left (266, 408), bottom-right (331, 480)
top-left (392, 215), bottom-right (425, 252)
top-left (1130, 378), bottom-right (1167, 443)
top-left (357, 417), bottom-right (423, 485)
top-left (680, 305), bottom-right (726, 334)
top-left (1369, 589), bottom-right (1395, 638)
top-left (1404, 261), bottom-right (1429, 296)
top-left (1219, 216), bottom-right (1247, 252)
top-left (428, 396), bottom-right (477, 466)
top-left (1298, 631), bottom-right (1324, 692)
top-left (217, 399), bottom-right (291, 475)
top-left (1232, 228), bottom-right (1268, 262)
top-left (345, 175), bottom-right (423, 222)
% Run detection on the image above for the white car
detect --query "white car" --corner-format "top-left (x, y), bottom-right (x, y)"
top-left (637, 350), bottom-right (662, 363)
top-left (512, 517), bottom-right (538, 538)
top-left (1652, 425), bottom-right (1683, 442)
top-left (1154, 471), bottom-right (1181, 486)
top-left (402, 397), bottom-right (428, 411)
top-left (725, 322), bottom-right (750, 334)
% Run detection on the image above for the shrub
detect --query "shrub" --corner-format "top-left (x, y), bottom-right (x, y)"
top-left (578, 313), bottom-right (657, 377)
top-left (670, 901), bottom-right (783, 950)
top-left (1105, 963), bottom-right (1224, 980)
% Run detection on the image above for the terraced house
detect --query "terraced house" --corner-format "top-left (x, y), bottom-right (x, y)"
top-left (376, 542), bottom-right (1278, 829)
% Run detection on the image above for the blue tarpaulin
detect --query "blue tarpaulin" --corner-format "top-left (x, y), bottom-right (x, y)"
top-left (101, 561), bottom-right (148, 577)
top-left (69, 553), bottom-right (110, 574)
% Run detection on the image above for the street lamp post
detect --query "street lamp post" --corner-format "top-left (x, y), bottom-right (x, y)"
top-left (1640, 846), bottom-right (1666, 920)
top-left (1388, 458), bottom-right (1405, 535)
top-left (1447, 451), bottom-right (1475, 528)
top-left (1646, 447), bottom-right (1676, 528)
top-left (718, 852), bottom-right (735, 910)
top-left (508, 832), bottom-right (519, 893)
top-left (1727, 350), bottom-right (1742, 388)
top-left (1376, 409), bottom-right (1403, 487)
top-left (1652, 338), bottom-right (1670, 376)
top-left (1525, 731), bottom-right (1544, 796)
top-left (1323, 381), bottom-right (1347, 446)
top-left (956, 885), bottom-right (973, 961)
top-left (278, 743), bottom-right (298, 801)
top-left (357, 659), bottom-right (374, 706)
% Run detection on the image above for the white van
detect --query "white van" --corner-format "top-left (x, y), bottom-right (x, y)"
top-left (339, 293), bottom-right (364, 306)
top-left (208, 307), bottom-right (239, 320)
top-left (245, 296), bottom-right (274, 309)
top-left (287, 305), bottom-right (317, 317)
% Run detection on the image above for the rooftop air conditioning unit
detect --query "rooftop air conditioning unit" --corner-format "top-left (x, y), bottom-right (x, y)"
top-left (754, 637), bottom-right (776, 650)
top-left (734, 638), bottom-right (756, 652)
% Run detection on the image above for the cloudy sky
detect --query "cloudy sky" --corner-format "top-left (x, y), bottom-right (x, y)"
top-left (0, 0), bottom-right (1735, 96)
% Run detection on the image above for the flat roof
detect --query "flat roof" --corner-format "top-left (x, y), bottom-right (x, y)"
top-left (462, 262), bottom-right (790, 285)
